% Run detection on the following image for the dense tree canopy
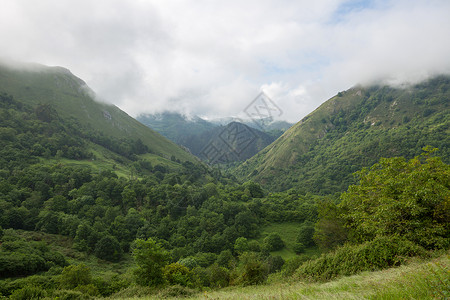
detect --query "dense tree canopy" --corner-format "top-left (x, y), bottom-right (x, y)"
top-left (339, 148), bottom-right (449, 249)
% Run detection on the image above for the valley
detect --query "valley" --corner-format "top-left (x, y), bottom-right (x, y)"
top-left (0, 61), bottom-right (448, 299)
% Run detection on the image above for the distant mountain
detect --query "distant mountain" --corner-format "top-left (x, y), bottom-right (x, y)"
top-left (193, 121), bottom-right (275, 163)
top-left (0, 61), bottom-right (197, 169)
top-left (137, 112), bottom-right (218, 146)
top-left (137, 112), bottom-right (292, 163)
top-left (234, 76), bottom-right (450, 194)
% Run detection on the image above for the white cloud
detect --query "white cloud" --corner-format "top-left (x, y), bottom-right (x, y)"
top-left (0, 0), bottom-right (449, 122)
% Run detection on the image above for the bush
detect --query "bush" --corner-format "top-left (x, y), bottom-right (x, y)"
top-left (297, 221), bottom-right (315, 247)
top-left (207, 264), bottom-right (230, 288)
top-left (51, 289), bottom-right (92, 300)
top-left (235, 252), bottom-right (269, 286)
top-left (9, 285), bottom-right (47, 300)
top-left (163, 263), bottom-right (193, 287)
top-left (281, 255), bottom-right (310, 277)
top-left (293, 242), bottom-right (305, 254)
top-left (59, 264), bottom-right (92, 289)
top-left (157, 285), bottom-right (196, 298)
top-left (94, 235), bottom-right (122, 262)
top-left (296, 236), bottom-right (427, 281)
top-left (263, 233), bottom-right (284, 251)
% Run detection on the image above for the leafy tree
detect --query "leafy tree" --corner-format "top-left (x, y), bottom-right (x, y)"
top-left (313, 200), bottom-right (348, 250)
top-left (94, 235), bottom-right (123, 262)
top-left (234, 237), bottom-right (249, 254)
top-left (296, 221), bottom-right (315, 247)
top-left (59, 264), bottom-right (92, 289)
top-left (339, 148), bottom-right (449, 249)
top-left (163, 263), bottom-right (193, 287)
top-left (263, 233), bottom-right (284, 251)
top-left (132, 238), bottom-right (170, 286)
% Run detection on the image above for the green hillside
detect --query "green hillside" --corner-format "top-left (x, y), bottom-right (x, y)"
top-left (0, 61), bottom-right (195, 163)
top-left (235, 76), bottom-right (450, 193)
top-left (137, 113), bottom-right (286, 163)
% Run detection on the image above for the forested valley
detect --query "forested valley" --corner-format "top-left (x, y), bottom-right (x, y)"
top-left (0, 71), bottom-right (448, 299)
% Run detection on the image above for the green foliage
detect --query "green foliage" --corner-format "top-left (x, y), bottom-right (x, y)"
top-left (263, 233), bottom-right (285, 252)
top-left (234, 252), bottom-right (269, 286)
top-left (313, 200), bottom-right (348, 251)
top-left (59, 264), bottom-right (92, 289)
top-left (234, 237), bottom-right (249, 254)
top-left (94, 235), bottom-right (123, 262)
top-left (296, 221), bottom-right (315, 247)
top-left (296, 236), bottom-right (427, 281)
top-left (293, 242), bottom-right (305, 254)
top-left (281, 255), bottom-right (311, 277)
top-left (9, 285), bottom-right (47, 300)
top-left (132, 238), bottom-right (170, 286)
top-left (339, 149), bottom-right (450, 249)
top-left (236, 76), bottom-right (450, 194)
top-left (0, 235), bottom-right (67, 278)
top-left (163, 263), bottom-right (194, 287)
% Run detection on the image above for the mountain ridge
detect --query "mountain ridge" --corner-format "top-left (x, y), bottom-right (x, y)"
top-left (0, 61), bottom-right (196, 164)
top-left (234, 75), bottom-right (450, 193)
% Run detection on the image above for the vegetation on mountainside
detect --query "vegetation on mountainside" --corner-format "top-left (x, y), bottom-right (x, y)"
top-left (0, 65), bottom-right (448, 299)
top-left (0, 62), bottom-right (195, 163)
top-left (236, 76), bottom-right (450, 194)
top-left (138, 112), bottom-right (281, 163)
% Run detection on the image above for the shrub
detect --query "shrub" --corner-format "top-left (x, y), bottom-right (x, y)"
top-left (94, 235), bottom-right (122, 262)
top-left (59, 264), bottom-right (92, 289)
top-left (263, 233), bottom-right (284, 251)
top-left (235, 252), bottom-right (269, 286)
top-left (158, 285), bottom-right (196, 298)
top-left (297, 221), bottom-right (315, 247)
top-left (293, 242), bottom-right (305, 254)
top-left (9, 285), bottom-right (47, 300)
top-left (281, 255), bottom-right (310, 277)
top-left (296, 236), bottom-right (427, 281)
top-left (163, 263), bottom-right (193, 287)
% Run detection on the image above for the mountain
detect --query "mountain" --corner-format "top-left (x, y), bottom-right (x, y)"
top-left (234, 76), bottom-right (450, 194)
top-left (137, 112), bottom-right (292, 162)
top-left (0, 61), bottom-right (196, 165)
top-left (195, 121), bottom-right (275, 163)
top-left (137, 112), bottom-right (218, 146)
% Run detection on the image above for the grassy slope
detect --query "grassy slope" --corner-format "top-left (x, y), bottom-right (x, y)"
top-left (0, 61), bottom-right (196, 163)
top-left (235, 77), bottom-right (450, 193)
top-left (135, 254), bottom-right (449, 300)
top-left (254, 222), bottom-right (320, 260)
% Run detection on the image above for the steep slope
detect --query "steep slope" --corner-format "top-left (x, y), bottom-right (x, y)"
top-left (0, 61), bottom-right (195, 163)
top-left (137, 112), bottom-right (218, 147)
top-left (137, 112), bottom-right (290, 162)
top-left (195, 121), bottom-right (275, 163)
top-left (235, 76), bottom-right (450, 193)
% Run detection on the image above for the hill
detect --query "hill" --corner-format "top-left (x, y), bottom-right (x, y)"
top-left (197, 121), bottom-right (275, 164)
top-left (234, 76), bottom-right (450, 193)
top-left (137, 112), bottom-right (217, 146)
top-left (137, 112), bottom-right (287, 163)
top-left (0, 61), bottom-right (195, 164)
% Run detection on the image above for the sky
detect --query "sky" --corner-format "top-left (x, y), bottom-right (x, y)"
top-left (0, 0), bottom-right (449, 122)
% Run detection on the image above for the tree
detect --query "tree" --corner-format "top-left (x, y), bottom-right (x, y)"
top-left (59, 264), bottom-right (92, 289)
top-left (296, 221), bottom-right (315, 247)
top-left (339, 148), bottom-right (449, 249)
top-left (132, 238), bottom-right (170, 286)
top-left (234, 237), bottom-right (249, 254)
top-left (94, 235), bottom-right (123, 262)
top-left (263, 233), bottom-right (284, 251)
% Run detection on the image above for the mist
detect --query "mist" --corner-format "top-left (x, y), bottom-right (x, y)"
top-left (1, 0), bottom-right (449, 122)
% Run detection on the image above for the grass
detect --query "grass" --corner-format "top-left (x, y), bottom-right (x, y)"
top-left (256, 222), bottom-right (321, 260)
top-left (125, 253), bottom-right (449, 299)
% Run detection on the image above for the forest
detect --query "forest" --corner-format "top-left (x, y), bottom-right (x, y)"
top-left (0, 90), bottom-right (448, 299)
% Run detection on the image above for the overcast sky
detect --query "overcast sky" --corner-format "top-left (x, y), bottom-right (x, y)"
top-left (1, 0), bottom-right (449, 122)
